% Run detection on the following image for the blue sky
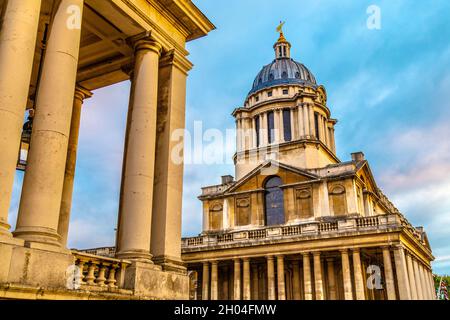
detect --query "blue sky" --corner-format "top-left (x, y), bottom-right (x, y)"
top-left (8, 0), bottom-right (450, 274)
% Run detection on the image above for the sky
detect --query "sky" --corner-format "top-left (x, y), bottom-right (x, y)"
top-left (8, 0), bottom-right (450, 274)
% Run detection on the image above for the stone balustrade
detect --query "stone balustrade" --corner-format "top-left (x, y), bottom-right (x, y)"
top-left (72, 251), bottom-right (131, 291)
top-left (182, 214), bottom-right (404, 249)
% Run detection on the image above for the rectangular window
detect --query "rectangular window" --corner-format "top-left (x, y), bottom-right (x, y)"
top-left (267, 111), bottom-right (275, 144)
top-left (255, 96), bottom-right (259, 102)
top-left (255, 116), bottom-right (260, 147)
top-left (282, 89), bottom-right (289, 95)
top-left (267, 91), bottom-right (273, 97)
top-left (283, 109), bottom-right (292, 142)
top-left (314, 112), bottom-right (320, 139)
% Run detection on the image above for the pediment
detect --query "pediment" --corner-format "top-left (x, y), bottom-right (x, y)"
top-left (226, 160), bottom-right (319, 194)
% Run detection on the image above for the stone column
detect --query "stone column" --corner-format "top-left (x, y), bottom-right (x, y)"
top-left (58, 86), bottom-right (92, 247)
top-left (292, 260), bottom-right (301, 300)
top-left (308, 105), bottom-right (316, 138)
top-left (290, 108), bottom-right (296, 140)
top-left (353, 249), bottom-right (366, 300)
top-left (211, 261), bottom-right (218, 300)
top-left (302, 252), bottom-right (313, 300)
top-left (234, 258), bottom-right (242, 300)
top-left (382, 246), bottom-right (397, 300)
top-left (115, 39), bottom-right (162, 260)
top-left (412, 258), bottom-right (424, 300)
top-left (267, 256), bottom-right (276, 300)
top-left (202, 262), bottom-right (210, 300)
top-left (151, 51), bottom-right (191, 271)
top-left (427, 269), bottom-right (436, 300)
top-left (303, 105), bottom-right (310, 137)
top-left (273, 110), bottom-right (280, 143)
top-left (341, 249), bottom-right (353, 300)
top-left (297, 105), bottom-right (305, 138)
top-left (252, 118), bottom-right (257, 149)
top-left (236, 118), bottom-right (242, 152)
top-left (243, 258), bottom-right (251, 300)
top-left (326, 258), bottom-right (337, 300)
top-left (393, 245), bottom-right (412, 300)
top-left (279, 109), bottom-right (285, 143)
top-left (313, 252), bottom-right (324, 300)
top-left (405, 253), bottom-right (418, 300)
top-left (14, 0), bottom-right (84, 247)
top-left (277, 255), bottom-right (286, 300)
top-left (330, 127), bottom-right (336, 153)
top-left (418, 264), bottom-right (429, 300)
top-left (261, 113), bottom-right (268, 146)
top-left (0, 0), bottom-right (42, 237)
top-left (318, 115), bottom-right (325, 143)
top-left (251, 264), bottom-right (259, 300)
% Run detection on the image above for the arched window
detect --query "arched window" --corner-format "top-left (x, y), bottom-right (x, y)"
top-left (281, 71), bottom-right (288, 79)
top-left (264, 176), bottom-right (285, 226)
top-left (267, 111), bottom-right (275, 144)
top-left (269, 73), bottom-right (275, 81)
top-left (329, 185), bottom-right (347, 216)
top-left (282, 109), bottom-right (292, 142)
top-left (209, 203), bottom-right (223, 230)
top-left (236, 197), bottom-right (251, 226)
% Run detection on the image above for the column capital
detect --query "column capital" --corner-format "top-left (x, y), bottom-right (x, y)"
top-left (74, 85), bottom-right (93, 102)
top-left (202, 261), bottom-right (210, 266)
top-left (211, 260), bottom-right (218, 266)
top-left (242, 257), bottom-right (250, 262)
top-left (339, 248), bottom-right (349, 254)
top-left (326, 257), bottom-right (335, 263)
top-left (352, 248), bottom-right (361, 253)
top-left (266, 255), bottom-right (275, 261)
top-left (159, 49), bottom-right (193, 75)
top-left (302, 252), bottom-right (310, 257)
top-left (134, 38), bottom-right (163, 56)
top-left (312, 251), bottom-right (321, 257)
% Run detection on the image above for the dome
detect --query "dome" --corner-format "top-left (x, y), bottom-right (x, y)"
top-left (249, 58), bottom-right (317, 95)
top-left (247, 31), bottom-right (317, 97)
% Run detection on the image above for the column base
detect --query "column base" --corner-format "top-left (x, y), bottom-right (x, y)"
top-left (152, 255), bottom-right (187, 274)
top-left (115, 249), bottom-right (153, 262)
top-left (123, 260), bottom-right (189, 299)
top-left (12, 226), bottom-right (61, 249)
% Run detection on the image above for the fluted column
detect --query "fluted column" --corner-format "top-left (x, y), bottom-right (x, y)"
top-left (277, 255), bottom-right (286, 300)
top-left (393, 245), bottom-right (412, 300)
top-left (405, 253), bottom-right (418, 300)
top-left (273, 110), bottom-right (280, 144)
top-left (116, 39), bottom-right (162, 260)
top-left (211, 261), bottom-right (218, 300)
top-left (326, 258), bottom-right (337, 300)
top-left (382, 246), bottom-right (396, 300)
top-left (341, 249), bottom-right (353, 300)
top-left (297, 105), bottom-right (304, 139)
top-left (427, 269), bottom-right (435, 300)
top-left (202, 262), bottom-right (210, 300)
top-left (412, 258), bottom-right (424, 300)
top-left (0, 0), bottom-right (42, 237)
top-left (418, 264), bottom-right (429, 300)
top-left (151, 51), bottom-right (191, 271)
top-left (234, 258), bottom-right (241, 300)
top-left (267, 256), bottom-right (276, 300)
top-left (313, 252), bottom-right (324, 300)
top-left (58, 86), bottom-right (92, 247)
top-left (14, 0), bottom-right (84, 247)
top-left (302, 252), bottom-right (313, 300)
top-left (236, 118), bottom-right (242, 152)
top-left (260, 113), bottom-right (268, 147)
top-left (353, 249), bottom-right (366, 300)
top-left (292, 260), bottom-right (301, 300)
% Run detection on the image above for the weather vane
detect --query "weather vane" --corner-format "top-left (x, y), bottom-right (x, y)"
top-left (276, 21), bottom-right (285, 35)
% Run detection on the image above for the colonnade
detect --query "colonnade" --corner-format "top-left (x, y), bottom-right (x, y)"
top-left (236, 103), bottom-right (336, 153)
top-left (0, 0), bottom-right (189, 269)
top-left (194, 245), bottom-right (435, 300)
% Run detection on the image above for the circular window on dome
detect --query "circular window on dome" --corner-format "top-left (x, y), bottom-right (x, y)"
top-left (258, 77), bottom-right (262, 84)
top-left (269, 73), bottom-right (275, 81)
top-left (295, 72), bottom-right (300, 79)
top-left (282, 71), bottom-right (288, 79)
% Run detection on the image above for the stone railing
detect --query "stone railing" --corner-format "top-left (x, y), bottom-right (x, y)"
top-left (182, 214), bottom-right (402, 249)
top-left (72, 251), bottom-right (131, 291)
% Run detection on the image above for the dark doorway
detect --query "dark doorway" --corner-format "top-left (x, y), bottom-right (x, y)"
top-left (264, 176), bottom-right (285, 226)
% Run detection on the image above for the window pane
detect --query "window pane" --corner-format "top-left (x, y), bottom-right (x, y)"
top-left (314, 112), bottom-right (320, 139)
top-left (283, 109), bottom-right (292, 142)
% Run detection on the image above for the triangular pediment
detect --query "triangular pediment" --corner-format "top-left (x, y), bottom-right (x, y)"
top-left (226, 160), bottom-right (319, 194)
top-left (355, 161), bottom-right (380, 194)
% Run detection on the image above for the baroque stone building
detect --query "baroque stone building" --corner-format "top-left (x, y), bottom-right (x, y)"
top-left (181, 31), bottom-right (435, 300)
top-left (0, 0), bottom-right (213, 299)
